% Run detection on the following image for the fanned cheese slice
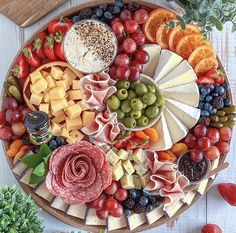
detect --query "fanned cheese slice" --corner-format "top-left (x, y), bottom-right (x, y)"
top-left (163, 106), bottom-right (188, 144)
top-left (164, 98), bottom-right (200, 129)
top-left (143, 44), bottom-right (161, 78)
top-left (162, 82), bottom-right (199, 107)
top-left (85, 208), bottom-right (106, 225)
top-left (154, 49), bottom-right (183, 82)
top-left (34, 182), bottom-right (54, 202)
top-left (127, 213), bottom-right (146, 231)
top-left (107, 215), bottom-right (127, 231)
top-left (164, 200), bottom-right (184, 218)
top-left (158, 60), bottom-right (197, 89)
top-left (197, 179), bottom-right (209, 195)
top-left (20, 168), bottom-right (37, 188)
top-left (182, 191), bottom-right (196, 205)
top-left (150, 113), bottom-right (173, 151)
top-left (146, 205), bottom-right (165, 224)
top-left (12, 162), bottom-right (27, 176)
top-left (67, 204), bottom-right (87, 219)
top-left (51, 197), bottom-right (68, 211)
top-left (210, 158), bottom-right (219, 179)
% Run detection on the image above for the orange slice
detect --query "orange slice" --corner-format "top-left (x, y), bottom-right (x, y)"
top-left (168, 24), bottom-right (200, 51)
top-left (176, 34), bottom-right (211, 59)
top-left (194, 57), bottom-right (219, 75)
top-left (143, 8), bottom-right (176, 43)
top-left (156, 24), bottom-right (173, 49)
top-left (188, 45), bottom-right (217, 68)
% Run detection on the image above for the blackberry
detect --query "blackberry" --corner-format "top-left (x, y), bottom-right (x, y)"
top-left (222, 91), bottom-right (227, 99)
top-left (123, 198), bottom-right (135, 209)
top-left (77, 8), bottom-right (93, 20)
top-left (126, 2), bottom-right (140, 12)
top-left (212, 96), bottom-right (224, 109)
top-left (22, 134), bottom-right (31, 145)
top-left (133, 203), bottom-right (146, 214)
top-left (156, 196), bottom-right (165, 202)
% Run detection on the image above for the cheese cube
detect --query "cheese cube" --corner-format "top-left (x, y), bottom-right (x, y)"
top-left (82, 111), bottom-right (95, 127)
top-left (70, 130), bottom-right (84, 142)
top-left (51, 98), bottom-right (68, 113)
top-left (68, 100), bottom-right (75, 106)
top-left (51, 122), bottom-right (61, 136)
top-left (49, 87), bottom-right (66, 100)
top-left (41, 70), bottom-right (49, 78)
top-left (133, 163), bottom-right (148, 176)
top-left (50, 66), bottom-right (63, 80)
top-left (52, 113), bottom-right (66, 124)
top-left (39, 103), bottom-right (49, 114)
top-left (66, 104), bottom-right (82, 119)
top-left (30, 70), bottom-right (42, 83)
top-left (45, 74), bottom-right (56, 88)
top-left (56, 80), bottom-right (70, 91)
top-left (31, 78), bottom-right (48, 94)
top-left (132, 148), bottom-right (143, 164)
top-left (52, 109), bottom-right (64, 117)
top-left (62, 73), bottom-right (73, 87)
top-left (66, 136), bottom-right (76, 144)
top-left (78, 101), bottom-right (89, 111)
top-left (112, 161), bottom-right (124, 181)
top-left (68, 90), bottom-right (82, 100)
top-left (64, 67), bottom-right (77, 80)
top-left (61, 127), bottom-right (70, 138)
top-left (106, 149), bottom-right (120, 165)
top-left (140, 173), bottom-right (150, 188)
top-left (72, 80), bottom-right (81, 90)
top-left (123, 160), bottom-right (135, 175)
top-left (66, 116), bottom-right (82, 131)
top-left (118, 149), bottom-right (129, 160)
top-left (43, 92), bottom-right (50, 103)
top-left (120, 173), bottom-right (134, 189)
top-left (133, 174), bottom-right (142, 189)
top-left (30, 92), bottom-right (43, 106)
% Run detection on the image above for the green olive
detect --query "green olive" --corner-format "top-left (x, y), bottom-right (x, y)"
top-left (107, 95), bottom-right (121, 110)
top-left (117, 89), bottom-right (128, 100)
top-left (130, 98), bottom-right (143, 111)
top-left (210, 115), bottom-right (219, 123)
top-left (125, 112), bottom-right (130, 117)
top-left (153, 93), bottom-right (164, 106)
top-left (115, 109), bottom-right (125, 120)
top-left (142, 103), bottom-right (147, 109)
top-left (137, 116), bottom-right (149, 127)
top-left (124, 117), bottom-right (137, 128)
top-left (147, 84), bottom-right (156, 94)
top-left (145, 106), bottom-right (160, 119)
top-left (116, 80), bottom-right (130, 90)
top-left (143, 92), bottom-right (157, 105)
top-left (130, 110), bottom-right (142, 119)
top-left (121, 100), bottom-right (132, 113)
top-left (128, 90), bottom-right (137, 100)
top-left (130, 80), bottom-right (140, 89)
top-left (135, 83), bottom-right (148, 96)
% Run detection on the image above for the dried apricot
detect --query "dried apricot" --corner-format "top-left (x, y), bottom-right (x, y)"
top-left (170, 143), bottom-right (188, 157)
top-left (144, 127), bottom-right (159, 142)
top-left (13, 150), bottom-right (27, 164)
top-left (135, 131), bottom-right (150, 140)
top-left (194, 57), bottom-right (219, 75)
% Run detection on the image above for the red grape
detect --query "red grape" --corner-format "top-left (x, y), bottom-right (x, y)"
top-left (11, 122), bottom-right (26, 136)
top-left (219, 127), bottom-right (232, 141)
top-left (116, 65), bottom-right (130, 80)
top-left (3, 97), bottom-right (18, 110)
top-left (134, 49), bottom-right (149, 64)
top-left (129, 66), bottom-right (140, 81)
top-left (96, 209), bottom-right (109, 220)
top-left (110, 203), bottom-right (123, 218)
top-left (0, 111), bottom-right (6, 125)
top-left (193, 124), bottom-right (207, 138)
top-left (216, 141), bottom-right (230, 154)
top-left (205, 146), bottom-right (220, 160)
top-left (104, 181), bottom-right (118, 195)
top-left (114, 188), bottom-right (128, 201)
top-left (104, 198), bottom-right (118, 213)
top-left (131, 33), bottom-right (146, 46)
top-left (109, 65), bottom-right (117, 79)
top-left (124, 20), bottom-right (138, 34)
top-left (90, 196), bottom-right (105, 210)
top-left (130, 60), bottom-right (143, 71)
top-left (116, 33), bottom-right (126, 45)
top-left (112, 21), bottom-right (125, 35)
top-left (184, 133), bottom-right (197, 148)
top-left (197, 137), bottom-right (211, 151)
top-left (190, 149), bottom-right (203, 163)
top-left (120, 9), bottom-right (133, 21)
top-left (5, 109), bottom-right (21, 123)
top-left (114, 54), bottom-right (130, 66)
top-left (20, 108), bottom-right (31, 121)
top-left (110, 17), bottom-right (122, 25)
top-left (134, 9), bottom-right (149, 24)
top-left (122, 38), bottom-right (137, 53)
top-left (207, 128), bottom-right (220, 144)
top-left (0, 126), bottom-right (13, 140)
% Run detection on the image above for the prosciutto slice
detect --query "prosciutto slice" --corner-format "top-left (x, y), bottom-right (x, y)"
top-left (144, 151), bottom-right (189, 210)
top-left (80, 72), bottom-right (117, 111)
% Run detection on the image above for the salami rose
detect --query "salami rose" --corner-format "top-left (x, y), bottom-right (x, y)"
top-left (46, 141), bottom-right (112, 204)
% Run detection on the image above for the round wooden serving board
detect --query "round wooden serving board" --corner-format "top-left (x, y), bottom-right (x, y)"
top-left (1, 1), bottom-right (233, 232)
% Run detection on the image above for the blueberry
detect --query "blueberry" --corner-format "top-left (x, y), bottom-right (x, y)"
top-left (115, 0), bottom-right (124, 8)
top-left (212, 93), bottom-right (219, 97)
top-left (223, 83), bottom-right (230, 90)
top-left (99, 3), bottom-right (108, 11)
top-left (200, 88), bottom-right (208, 95)
top-left (205, 95), bottom-right (213, 103)
top-left (146, 204), bottom-right (154, 212)
top-left (209, 84), bottom-right (215, 91)
top-left (91, 14), bottom-right (98, 19)
top-left (201, 110), bottom-right (210, 117)
top-left (113, 6), bottom-right (121, 14)
top-left (210, 108), bottom-right (217, 115)
top-left (95, 8), bottom-right (103, 17)
top-left (139, 195), bottom-right (149, 206)
top-left (72, 15), bottom-right (81, 23)
top-left (129, 189), bottom-right (138, 200)
top-left (199, 95), bottom-right (206, 101)
top-left (48, 139), bottom-right (58, 150)
top-left (148, 196), bottom-right (156, 204)
top-left (224, 99), bottom-right (231, 106)
top-left (198, 101), bottom-right (204, 109)
top-left (204, 103), bottom-right (213, 111)
top-left (124, 209), bottom-right (132, 217)
top-left (104, 11), bottom-right (113, 19)
top-left (215, 86), bottom-right (226, 96)
top-left (56, 136), bottom-right (66, 146)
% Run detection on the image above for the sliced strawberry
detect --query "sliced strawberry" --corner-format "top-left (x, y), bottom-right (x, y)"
top-left (197, 76), bottom-right (215, 84)
top-left (218, 183), bottom-right (236, 206)
top-left (202, 224), bottom-right (222, 233)
top-left (206, 69), bottom-right (225, 84)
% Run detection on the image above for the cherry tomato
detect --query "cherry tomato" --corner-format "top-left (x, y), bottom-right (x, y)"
top-left (104, 181), bottom-right (118, 195)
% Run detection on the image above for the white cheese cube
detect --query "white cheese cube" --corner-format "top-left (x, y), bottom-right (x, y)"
top-left (118, 149), bottom-right (129, 160)
top-left (106, 149), bottom-right (120, 165)
top-left (133, 162), bottom-right (148, 176)
top-left (123, 160), bottom-right (135, 175)
top-left (112, 161), bottom-right (124, 181)
top-left (133, 174), bottom-right (142, 189)
top-left (132, 148), bottom-right (143, 163)
top-left (120, 173), bottom-right (134, 189)
top-left (140, 173), bottom-right (150, 188)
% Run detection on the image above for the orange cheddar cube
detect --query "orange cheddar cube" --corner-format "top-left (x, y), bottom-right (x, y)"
top-left (49, 87), bottom-right (66, 100)
top-left (51, 122), bottom-right (62, 136)
top-left (68, 90), bottom-right (82, 100)
top-left (50, 66), bottom-right (63, 80)
top-left (66, 116), bottom-right (82, 131)
top-left (45, 74), bottom-right (56, 88)
top-left (51, 98), bottom-right (68, 113)
top-left (64, 67), bottom-right (77, 80)
top-left (39, 103), bottom-right (49, 114)
top-left (30, 70), bottom-right (43, 83)
top-left (72, 80), bottom-right (81, 90)
top-left (70, 130), bottom-right (84, 142)
top-left (82, 111), bottom-right (95, 127)
top-left (66, 104), bottom-right (82, 119)
top-left (30, 92), bottom-right (43, 106)
top-left (31, 78), bottom-right (48, 94)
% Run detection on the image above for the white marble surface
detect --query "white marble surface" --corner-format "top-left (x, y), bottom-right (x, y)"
top-left (0, 1), bottom-right (236, 233)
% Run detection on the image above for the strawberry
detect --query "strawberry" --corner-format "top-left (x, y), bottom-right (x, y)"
top-left (126, 137), bottom-right (150, 150)
top-left (114, 140), bottom-right (127, 150)
top-left (197, 76), bottom-right (215, 85)
top-left (206, 69), bottom-right (225, 84)
top-left (22, 44), bottom-right (41, 67)
top-left (54, 32), bottom-right (66, 61)
top-left (202, 224), bottom-right (222, 233)
top-left (33, 32), bottom-right (47, 59)
top-left (44, 34), bottom-right (57, 61)
top-left (218, 183), bottom-right (236, 206)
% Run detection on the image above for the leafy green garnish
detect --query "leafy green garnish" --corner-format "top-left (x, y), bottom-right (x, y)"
top-left (21, 154), bottom-right (44, 168)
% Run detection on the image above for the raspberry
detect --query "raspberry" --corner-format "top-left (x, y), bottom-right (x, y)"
top-left (198, 116), bottom-right (211, 126)
top-left (133, 203), bottom-right (146, 214)
top-left (126, 2), bottom-right (140, 12)
top-left (122, 198), bottom-right (135, 209)
top-left (212, 96), bottom-right (224, 109)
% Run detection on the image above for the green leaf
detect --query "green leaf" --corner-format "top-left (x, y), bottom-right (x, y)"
top-left (29, 174), bottom-right (46, 185)
top-left (44, 153), bottom-right (51, 165)
top-left (176, 15), bottom-right (186, 30)
top-left (21, 154), bottom-right (44, 168)
top-left (32, 162), bottom-right (46, 177)
top-left (39, 144), bottom-right (51, 157)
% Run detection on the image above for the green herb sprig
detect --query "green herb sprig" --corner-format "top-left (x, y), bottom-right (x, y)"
top-left (0, 186), bottom-right (44, 233)
top-left (21, 144), bottom-right (52, 184)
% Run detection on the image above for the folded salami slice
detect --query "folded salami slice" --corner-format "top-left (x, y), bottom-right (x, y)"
top-left (46, 141), bottom-right (112, 204)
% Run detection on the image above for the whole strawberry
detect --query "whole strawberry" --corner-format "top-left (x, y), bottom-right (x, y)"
top-left (218, 183), bottom-right (236, 206)
top-left (202, 224), bottom-right (222, 233)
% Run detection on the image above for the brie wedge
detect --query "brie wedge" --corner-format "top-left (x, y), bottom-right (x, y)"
top-left (34, 182), bottom-right (54, 202)
top-left (107, 215), bottom-right (128, 231)
top-left (158, 60), bottom-right (197, 89)
top-left (163, 106), bottom-right (188, 144)
top-left (162, 82), bottom-right (199, 107)
top-left (142, 44), bottom-right (161, 77)
top-left (164, 98), bottom-right (201, 129)
top-left (85, 208), bottom-right (106, 225)
top-left (127, 213), bottom-right (146, 230)
top-left (150, 113), bottom-right (173, 151)
top-left (51, 197), bottom-right (68, 211)
top-left (154, 49), bottom-right (183, 82)
top-left (12, 162), bottom-right (27, 176)
top-left (67, 204), bottom-right (87, 219)
top-left (146, 205), bottom-right (165, 224)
